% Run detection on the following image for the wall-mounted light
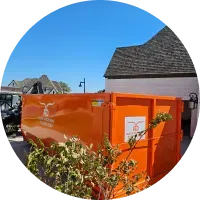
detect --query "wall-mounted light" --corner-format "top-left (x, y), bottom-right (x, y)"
top-left (188, 92), bottom-right (198, 110)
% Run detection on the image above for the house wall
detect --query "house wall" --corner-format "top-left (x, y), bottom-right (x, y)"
top-left (23, 87), bottom-right (28, 93)
top-left (8, 81), bottom-right (18, 88)
top-left (49, 89), bottom-right (57, 94)
top-left (105, 77), bottom-right (199, 100)
top-left (26, 87), bottom-right (57, 94)
top-left (197, 84), bottom-right (200, 128)
top-left (45, 90), bottom-right (50, 94)
top-left (26, 87), bottom-right (33, 94)
top-left (105, 77), bottom-right (199, 137)
top-left (182, 101), bottom-right (191, 120)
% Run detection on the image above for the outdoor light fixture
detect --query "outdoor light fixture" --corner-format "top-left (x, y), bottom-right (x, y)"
top-left (79, 78), bottom-right (86, 93)
top-left (188, 92), bottom-right (198, 110)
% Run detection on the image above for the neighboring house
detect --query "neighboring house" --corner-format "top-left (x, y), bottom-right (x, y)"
top-left (0, 86), bottom-right (21, 110)
top-left (104, 26), bottom-right (199, 138)
top-left (8, 75), bottom-right (63, 94)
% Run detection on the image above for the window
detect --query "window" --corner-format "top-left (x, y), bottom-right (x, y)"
top-left (23, 87), bottom-right (27, 93)
top-left (0, 94), bottom-right (6, 102)
top-left (0, 94), bottom-right (12, 106)
top-left (7, 95), bottom-right (12, 101)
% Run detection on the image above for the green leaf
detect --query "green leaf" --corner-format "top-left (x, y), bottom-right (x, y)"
top-left (47, 158), bottom-right (53, 165)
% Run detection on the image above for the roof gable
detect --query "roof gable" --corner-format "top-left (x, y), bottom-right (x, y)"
top-left (8, 80), bottom-right (20, 87)
top-left (15, 81), bottom-right (23, 87)
top-left (104, 26), bottom-right (196, 78)
top-left (23, 75), bottom-right (55, 90)
top-left (48, 88), bottom-right (57, 94)
top-left (9, 75), bottom-right (63, 94)
top-left (38, 75), bottom-right (53, 88)
top-left (52, 81), bottom-right (63, 93)
top-left (13, 78), bottom-right (36, 88)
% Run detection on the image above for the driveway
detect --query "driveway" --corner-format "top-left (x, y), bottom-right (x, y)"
top-left (8, 136), bottom-right (192, 164)
top-left (8, 136), bottom-right (78, 200)
top-left (8, 134), bottom-right (192, 165)
top-left (8, 135), bottom-right (31, 165)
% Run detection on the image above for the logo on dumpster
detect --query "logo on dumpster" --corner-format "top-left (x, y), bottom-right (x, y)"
top-left (127, 121), bottom-right (144, 132)
top-left (39, 102), bottom-right (55, 117)
top-left (39, 102), bottom-right (55, 128)
top-left (125, 117), bottom-right (146, 142)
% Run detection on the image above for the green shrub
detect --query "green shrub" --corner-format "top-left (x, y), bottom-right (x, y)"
top-left (26, 112), bottom-right (172, 199)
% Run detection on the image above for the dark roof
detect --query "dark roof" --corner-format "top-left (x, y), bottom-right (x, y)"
top-left (13, 75), bottom-right (63, 93)
top-left (14, 81), bottom-right (23, 87)
top-left (38, 75), bottom-right (55, 89)
top-left (52, 81), bottom-right (63, 93)
top-left (25, 78), bottom-right (38, 88)
top-left (104, 26), bottom-right (196, 78)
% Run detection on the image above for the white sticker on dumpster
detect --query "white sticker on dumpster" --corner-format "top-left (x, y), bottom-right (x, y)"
top-left (125, 117), bottom-right (146, 142)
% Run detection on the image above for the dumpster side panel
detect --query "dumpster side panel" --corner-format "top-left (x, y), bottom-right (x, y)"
top-left (21, 94), bottom-right (111, 151)
top-left (151, 98), bottom-right (182, 181)
top-left (110, 94), bottom-right (153, 198)
top-left (110, 93), bottom-right (182, 198)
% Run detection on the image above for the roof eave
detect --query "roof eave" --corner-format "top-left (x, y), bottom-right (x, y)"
top-left (105, 72), bottom-right (197, 79)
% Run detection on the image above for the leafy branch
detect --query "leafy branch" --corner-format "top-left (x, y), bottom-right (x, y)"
top-left (26, 112), bottom-right (172, 199)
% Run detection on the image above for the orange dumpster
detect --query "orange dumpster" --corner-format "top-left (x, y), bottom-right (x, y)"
top-left (21, 92), bottom-right (183, 197)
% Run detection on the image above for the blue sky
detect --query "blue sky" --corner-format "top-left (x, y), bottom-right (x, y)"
top-left (2, 0), bottom-right (165, 93)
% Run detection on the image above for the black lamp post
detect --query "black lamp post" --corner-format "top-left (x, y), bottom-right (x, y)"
top-left (79, 78), bottom-right (86, 93)
top-left (188, 92), bottom-right (198, 110)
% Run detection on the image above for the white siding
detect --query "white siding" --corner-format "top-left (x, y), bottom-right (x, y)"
top-left (8, 81), bottom-right (18, 88)
top-left (45, 89), bottom-right (51, 94)
top-left (49, 89), bottom-right (56, 94)
top-left (105, 77), bottom-right (199, 100)
top-left (197, 84), bottom-right (200, 127)
top-left (23, 87), bottom-right (28, 93)
top-left (26, 87), bottom-right (33, 94)
top-left (26, 87), bottom-right (56, 94)
top-left (190, 108), bottom-right (199, 137)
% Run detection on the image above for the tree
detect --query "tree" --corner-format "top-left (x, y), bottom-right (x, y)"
top-left (59, 81), bottom-right (71, 93)
top-left (97, 89), bottom-right (105, 93)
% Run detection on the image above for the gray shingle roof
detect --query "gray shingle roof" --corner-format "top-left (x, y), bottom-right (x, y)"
top-left (104, 26), bottom-right (196, 78)
top-left (13, 75), bottom-right (63, 93)
top-left (52, 81), bottom-right (63, 93)
top-left (15, 81), bottom-right (23, 87)
top-left (25, 78), bottom-right (38, 88)
top-left (38, 75), bottom-right (55, 89)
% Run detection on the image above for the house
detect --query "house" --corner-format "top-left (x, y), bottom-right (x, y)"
top-left (104, 26), bottom-right (199, 138)
top-left (8, 75), bottom-right (63, 94)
